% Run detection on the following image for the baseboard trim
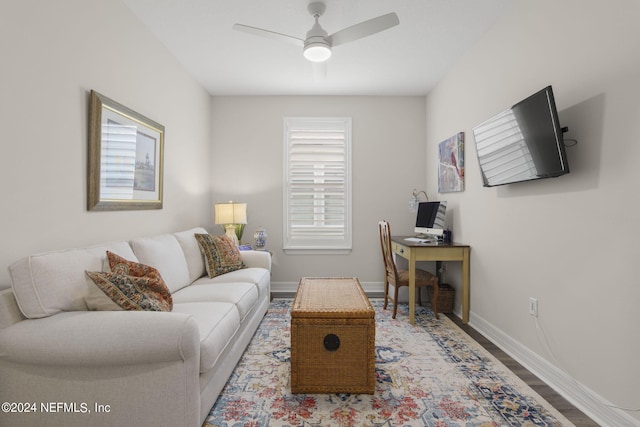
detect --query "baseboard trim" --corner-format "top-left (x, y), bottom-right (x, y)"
top-left (271, 281), bottom-right (385, 299)
top-left (469, 311), bottom-right (639, 427)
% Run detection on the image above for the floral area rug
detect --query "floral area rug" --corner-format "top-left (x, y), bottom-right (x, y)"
top-left (204, 299), bottom-right (574, 427)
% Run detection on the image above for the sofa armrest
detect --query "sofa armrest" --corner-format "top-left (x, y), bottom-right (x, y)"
top-left (0, 311), bottom-right (199, 367)
top-left (241, 250), bottom-right (272, 271)
top-left (0, 289), bottom-right (24, 330)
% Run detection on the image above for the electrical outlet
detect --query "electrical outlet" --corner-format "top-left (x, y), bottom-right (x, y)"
top-left (529, 297), bottom-right (538, 317)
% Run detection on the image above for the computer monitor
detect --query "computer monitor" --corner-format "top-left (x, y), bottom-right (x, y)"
top-left (414, 201), bottom-right (447, 238)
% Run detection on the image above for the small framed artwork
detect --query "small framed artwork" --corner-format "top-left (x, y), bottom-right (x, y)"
top-left (438, 132), bottom-right (464, 193)
top-left (88, 90), bottom-right (164, 211)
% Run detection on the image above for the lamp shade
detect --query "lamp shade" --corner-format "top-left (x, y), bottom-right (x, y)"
top-left (214, 202), bottom-right (247, 224)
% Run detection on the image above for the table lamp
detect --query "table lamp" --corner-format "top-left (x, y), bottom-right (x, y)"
top-left (214, 202), bottom-right (247, 246)
top-left (408, 189), bottom-right (428, 212)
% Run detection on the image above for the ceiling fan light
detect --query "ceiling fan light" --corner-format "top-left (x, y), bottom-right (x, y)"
top-left (303, 42), bottom-right (332, 62)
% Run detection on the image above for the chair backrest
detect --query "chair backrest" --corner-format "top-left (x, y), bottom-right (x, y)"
top-left (378, 220), bottom-right (398, 284)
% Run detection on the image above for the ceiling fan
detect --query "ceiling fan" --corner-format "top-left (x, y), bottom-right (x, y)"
top-left (233, 2), bottom-right (399, 63)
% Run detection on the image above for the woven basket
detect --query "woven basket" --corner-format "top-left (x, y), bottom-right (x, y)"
top-left (437, 284), bottom-right (455, 313)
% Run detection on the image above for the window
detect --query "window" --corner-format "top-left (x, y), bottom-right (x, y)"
top-left (283, 117), bottom-right (352, 253)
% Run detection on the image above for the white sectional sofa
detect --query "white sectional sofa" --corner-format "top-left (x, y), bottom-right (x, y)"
top-left (0, 227), bottom-right (271, 427)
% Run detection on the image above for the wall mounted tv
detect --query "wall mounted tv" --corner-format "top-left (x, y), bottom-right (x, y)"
top-left (472, 86), bottom-right (570, 187)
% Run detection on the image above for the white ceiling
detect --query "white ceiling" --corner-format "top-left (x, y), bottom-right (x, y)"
top-left (121, 0), bottom-right (511, 96)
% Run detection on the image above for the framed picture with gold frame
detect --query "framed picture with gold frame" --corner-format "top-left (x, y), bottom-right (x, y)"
top-left (88, 90), bottom-right (164, 211)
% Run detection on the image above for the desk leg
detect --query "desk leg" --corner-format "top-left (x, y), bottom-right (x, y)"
top-left (462, 248), bottom-right (470, 324)
top-left (409, 250), bottom-right (416, 325)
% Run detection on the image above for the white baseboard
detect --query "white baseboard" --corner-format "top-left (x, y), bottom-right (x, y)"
top-left (271, 281), bottom-right (385, 298)
top-left (270, 281), bottom-right (300, 297)
top-left (469, 311), bottom-right (639, 427)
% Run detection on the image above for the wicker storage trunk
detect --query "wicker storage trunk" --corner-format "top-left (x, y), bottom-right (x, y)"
top-left (290, 277), bottom-right (375, 394)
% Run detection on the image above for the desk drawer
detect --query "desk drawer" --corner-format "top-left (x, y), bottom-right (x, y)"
top-left (392, 242), bottom-right (468, 262)
top-left (391, 242), bottom-right (408, 256)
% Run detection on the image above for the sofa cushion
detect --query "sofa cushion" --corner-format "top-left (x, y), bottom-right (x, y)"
top-left (9, 241), bottom-right (137, 319)
top-left (172, 282), bottom-right (257, 321)
top-left (173, 227), bottom-right (208, 283)
top-left (130, 234), bottom-right (191, 293)
top-left (207, 267), bottom-right (268, 286)
top-left (194, 234), bottom-right (245, 278)
top-left (172, 302), bottom-right (240, 373)
top-left (194, 267), bottom-right (271, 301)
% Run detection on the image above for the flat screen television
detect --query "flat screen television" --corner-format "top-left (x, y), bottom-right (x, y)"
top-left (414, 201), bottom-right (447, 238)
top-left (472, 86), bottom-right (570, 187)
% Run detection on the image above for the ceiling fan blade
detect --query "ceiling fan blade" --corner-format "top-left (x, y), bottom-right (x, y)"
top-left (327, 12), bottom-right (399, 47)
top-left (233, 23), bottom-right (304, 46)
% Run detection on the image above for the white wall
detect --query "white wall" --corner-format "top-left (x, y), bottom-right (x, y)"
top-left (210, 96), bottom-right (427, 293)
top-left (0, 0), bottom-right (212, 289)
top-left (425, 0), bottom-right (640, 425)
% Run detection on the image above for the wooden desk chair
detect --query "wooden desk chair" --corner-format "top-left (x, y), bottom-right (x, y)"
top-left (378, 220), bottom-right (439, 319)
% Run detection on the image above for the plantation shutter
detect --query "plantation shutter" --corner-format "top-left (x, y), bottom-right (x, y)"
top-left (284, 117), bottom-right (352, 253)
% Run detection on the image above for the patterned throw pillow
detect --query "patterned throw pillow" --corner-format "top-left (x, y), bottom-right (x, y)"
top-left (85, 276), bottom-right (123, 311)
top-left (107, 251), bottom-right (158, 278)
top-left (84, 252), bottom-right (173, 311)
top-left (195, 234), bottom-right (245, 278)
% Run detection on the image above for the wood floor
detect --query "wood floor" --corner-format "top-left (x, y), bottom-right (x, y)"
top-left (445, 313), bottom-right (600, 426)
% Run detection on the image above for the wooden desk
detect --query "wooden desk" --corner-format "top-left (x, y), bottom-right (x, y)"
top-left (391, 237), bottom-right (470, 325)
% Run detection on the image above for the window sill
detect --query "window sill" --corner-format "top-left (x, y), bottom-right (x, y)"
top-left (283, 248), bottom-right (352, 255)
